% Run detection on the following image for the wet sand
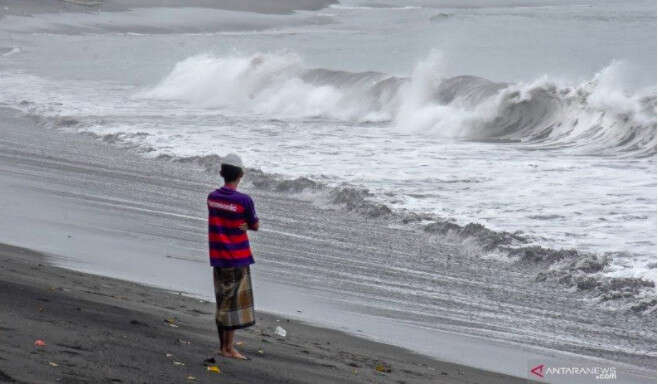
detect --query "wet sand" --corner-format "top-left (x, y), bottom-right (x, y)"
top-left (0, 242), bottom-right (526, 383)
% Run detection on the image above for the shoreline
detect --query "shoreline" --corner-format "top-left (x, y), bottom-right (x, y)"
top-left (0, 242), bottom-right (526, 383)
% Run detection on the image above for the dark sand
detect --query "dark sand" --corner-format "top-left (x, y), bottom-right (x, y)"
top-left (0, 243), bottom-right (527, 383)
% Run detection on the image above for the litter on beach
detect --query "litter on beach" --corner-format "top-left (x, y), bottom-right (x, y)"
top-left (34, 339), bottom-right (46, 347)
top-left (274, 326), bottom-right (287, 337)
top-left (206, 365), bottom-right (221, 374)
top-left (375, 363), bottom-right (392, 373)
top-left (164, 318), bottom-right (179, 328)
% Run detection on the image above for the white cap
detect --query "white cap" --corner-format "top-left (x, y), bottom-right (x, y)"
top-left (221, 153), bottom-right (243, 168)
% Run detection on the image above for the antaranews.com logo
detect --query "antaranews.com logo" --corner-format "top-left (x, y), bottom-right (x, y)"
top-left (530, 364), bottom-right (617, 381)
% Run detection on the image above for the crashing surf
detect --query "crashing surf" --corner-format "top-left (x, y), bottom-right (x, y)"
top-left (140, 52), bottom-right (656, 157)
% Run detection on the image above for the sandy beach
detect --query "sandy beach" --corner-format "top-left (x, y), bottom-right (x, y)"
top-left (0, 242), bottom-right (525, 383)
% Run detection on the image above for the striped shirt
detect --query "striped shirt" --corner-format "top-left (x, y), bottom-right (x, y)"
top-left (207, 186), bottom-right (258, 268)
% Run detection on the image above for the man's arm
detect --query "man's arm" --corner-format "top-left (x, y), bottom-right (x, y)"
top-left (245, 197), bottom-right (259, 231)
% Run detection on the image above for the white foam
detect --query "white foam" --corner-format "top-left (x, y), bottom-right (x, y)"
top-left (136, 53), bottom-right (379, 121)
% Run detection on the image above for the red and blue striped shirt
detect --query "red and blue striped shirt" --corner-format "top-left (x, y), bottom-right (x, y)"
top-left (207, 186), bottom-right (258, 268)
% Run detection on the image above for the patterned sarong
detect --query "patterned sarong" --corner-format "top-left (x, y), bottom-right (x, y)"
top-left (213, 266), bottom-right (255, 330)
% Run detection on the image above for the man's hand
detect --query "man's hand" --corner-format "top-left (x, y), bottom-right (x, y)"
top-left (239, 223), bottom-right (248, 231)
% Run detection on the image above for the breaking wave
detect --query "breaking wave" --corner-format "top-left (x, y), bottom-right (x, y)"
top-left (139, 51), bottom-right (657, 157)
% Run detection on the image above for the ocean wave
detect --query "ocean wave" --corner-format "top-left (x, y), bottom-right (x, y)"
top-left (165, 155), bottom-right (394, 218)
top-left (139, 52), bottom-right (657, 157)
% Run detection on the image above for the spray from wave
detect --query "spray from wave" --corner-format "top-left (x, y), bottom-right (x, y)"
top-left (138, 51), bottom-right (657, 157)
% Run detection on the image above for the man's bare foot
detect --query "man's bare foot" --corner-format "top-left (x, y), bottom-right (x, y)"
top-left (221, 348), bottom-right (247, 360)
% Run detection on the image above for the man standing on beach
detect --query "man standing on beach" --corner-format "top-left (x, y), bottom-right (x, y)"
top-left (207, 154), bottom-right (259, 360)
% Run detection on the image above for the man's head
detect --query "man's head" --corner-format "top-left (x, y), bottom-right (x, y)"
top-left (220, 153), bottom-right (244, 185)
